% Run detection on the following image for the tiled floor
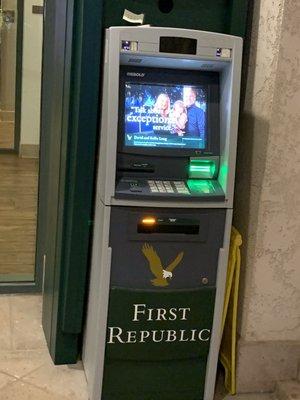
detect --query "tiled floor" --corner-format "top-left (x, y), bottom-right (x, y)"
top-left (0, 294), bottom-right (274, 400)
top-left (0, 294), bottom-right (88, 399)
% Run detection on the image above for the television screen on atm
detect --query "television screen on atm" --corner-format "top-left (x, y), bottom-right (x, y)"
top-left (124, 82), bottom-right (208, 150)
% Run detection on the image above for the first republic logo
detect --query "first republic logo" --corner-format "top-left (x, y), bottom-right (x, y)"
top-left (107, 304), bottom-right (211, 345)
top-left (106, 245), bottom-right (211, 346)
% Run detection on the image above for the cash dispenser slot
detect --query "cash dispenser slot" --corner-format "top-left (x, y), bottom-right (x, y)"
top-left (137, 217), bottom-right (200, 234)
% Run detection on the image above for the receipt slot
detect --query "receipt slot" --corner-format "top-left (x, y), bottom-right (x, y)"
top-left (83, 27), bottom-right (242, 400)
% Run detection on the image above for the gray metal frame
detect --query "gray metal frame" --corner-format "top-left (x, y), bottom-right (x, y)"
top-left (204, 209), bottom-right (233, 399)
top-left (83, 26), bottom-right (243, 400)
top-left (98, 27), bottom-right (243, 209)
top-left (83, 197), bottom-right (112, 400)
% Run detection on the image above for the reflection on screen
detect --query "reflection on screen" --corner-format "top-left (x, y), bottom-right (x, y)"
top-left (124, 83), bottom-right (207, 150)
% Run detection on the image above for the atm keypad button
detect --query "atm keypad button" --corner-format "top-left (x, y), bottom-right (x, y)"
top-left (148, 180), bottom-right (158, 193)
top-left (173, 181), bottom-right (190, 194)
top-left (163, 181), bottom-right (174, 193)
top-left (174, 181), bottom-right (183, 187)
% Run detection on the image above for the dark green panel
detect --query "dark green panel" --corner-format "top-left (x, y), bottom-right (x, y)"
top-left (106, 287), bottom-right (215, 360)
top-left (103, 0), bottom-right (249, 37)
top-left (60, 0), bottom-right (103, 335)
top-left (51, 0), bottom-right (104, 364)
top-left (40, 0), bottom-right (69, 348)
top-left (102, 287), bottom-right (215, 399)
top-left (103, 358), bottom-right (208, 400)
top-left (226, 0), bottom-right (250, 36)
top-left (40, 0), bottom-right (103, 364)
top-left (104, 0), bottom-right (227, 32)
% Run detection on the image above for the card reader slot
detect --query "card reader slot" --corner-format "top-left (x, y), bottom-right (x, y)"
top-left (118, 162), bottom-right (155, 173)
top-left (118, 166), bottom-right (155, 173)
top-left (137, 221), bottom-right (200, 235)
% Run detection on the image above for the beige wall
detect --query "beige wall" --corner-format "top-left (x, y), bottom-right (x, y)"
top-left (234, 0), bottom-right (300, 392)
top-left (0, 0), bottom-right (17, 112)
top-left (20, 0), bottom-right (43, 147)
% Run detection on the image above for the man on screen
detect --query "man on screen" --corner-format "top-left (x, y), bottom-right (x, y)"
top-left (183, 87), bottom-right (205, 138)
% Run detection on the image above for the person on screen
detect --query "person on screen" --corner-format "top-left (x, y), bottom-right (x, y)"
top-left (183, 87), bottom-right (205, 137)
top-left (170, 100), bottom-right (188, 136)
top-left (153, 93), bottom-right (170, 118)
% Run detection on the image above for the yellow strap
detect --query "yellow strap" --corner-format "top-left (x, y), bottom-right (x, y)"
top-left (219, 226), bottom-right (242, 395)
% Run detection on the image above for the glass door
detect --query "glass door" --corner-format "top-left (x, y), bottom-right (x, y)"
top-left (0, 0), bottom-right (44, 289)
top-left (0, 0), bottom-right (17, 149)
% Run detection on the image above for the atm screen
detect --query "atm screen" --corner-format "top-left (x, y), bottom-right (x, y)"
top-left (124, 83), bottom-right (208, 150)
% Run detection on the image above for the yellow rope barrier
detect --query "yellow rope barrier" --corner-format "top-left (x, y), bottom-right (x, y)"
top-left (219, 226), bottom-right (242, 395)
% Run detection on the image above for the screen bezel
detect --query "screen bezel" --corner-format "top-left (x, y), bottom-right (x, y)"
top-left (118, 65), bottom-right (220, 157)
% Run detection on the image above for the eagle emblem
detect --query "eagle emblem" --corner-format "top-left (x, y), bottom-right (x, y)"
top-left (142, 243), bottom-right (184, 287)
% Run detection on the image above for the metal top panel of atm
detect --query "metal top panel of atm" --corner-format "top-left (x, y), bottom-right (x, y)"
top-left (98, 27), bottom-right (243, 209)
top-left (113, 26), bottom-right (242, 52)
top-left (116, 26), bottom-right (241, 71)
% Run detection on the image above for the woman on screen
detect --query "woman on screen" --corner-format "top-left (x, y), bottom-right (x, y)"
top-left (170, 100), bottom-right (188, 136)
top-left (153, 93), bottom-right (171, 118)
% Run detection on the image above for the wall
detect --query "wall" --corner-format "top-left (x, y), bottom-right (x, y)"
top-left (20, 0), bottom-right (43, 156)
top-left (0, 0), bottom-right (17, 115)
top-left (234, 0), bottom-right (300, 392)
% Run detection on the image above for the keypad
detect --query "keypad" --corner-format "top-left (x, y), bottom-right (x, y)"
top-left (147, 180), bottom-right (190, 195)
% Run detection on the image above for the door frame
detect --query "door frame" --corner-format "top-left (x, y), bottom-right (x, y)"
top-left (0, 0), bottom-right (23, 153)
top-left (13, 0), bottom-right (24, 153)
top-left (39, 0), bottom-right (103, 364)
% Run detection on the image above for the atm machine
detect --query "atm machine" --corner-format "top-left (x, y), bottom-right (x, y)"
top-left (83, 26), bottom-right (242, 400)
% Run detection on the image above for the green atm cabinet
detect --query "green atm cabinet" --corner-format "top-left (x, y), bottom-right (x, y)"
top-left (40, 0), bottom-right (249, 365)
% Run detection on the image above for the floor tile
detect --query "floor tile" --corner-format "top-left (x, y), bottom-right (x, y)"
top-left (0, 295), bottom-right (12, 351)
top-left (0, 371), bottom-right (16, 390)
top-left (276, 380), bottom-right (300, 400)
top-left (23, 359), bottom-right (89, 400)
top-left (0, 380), bottom-right (73, 400)
top-left (10, 294), bottom-right (47, 350)
top-left (0, 349), bottom-right (50, 378)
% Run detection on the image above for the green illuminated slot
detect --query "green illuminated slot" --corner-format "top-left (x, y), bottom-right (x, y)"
top-left (188, 159), bottom-right (217, 179)
top-left (187, 179), bottom-right (214, 194)
top-left (189, 166), bottom-right (211, 172)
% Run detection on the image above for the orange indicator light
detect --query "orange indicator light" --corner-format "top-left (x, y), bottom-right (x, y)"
top-left (141, 217), bottom-right (156, 225)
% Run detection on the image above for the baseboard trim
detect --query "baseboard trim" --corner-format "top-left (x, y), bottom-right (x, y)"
top-left (19, 144), bottom-right (39, 158)
top-left (236, 339), bottom-right (300, 393)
